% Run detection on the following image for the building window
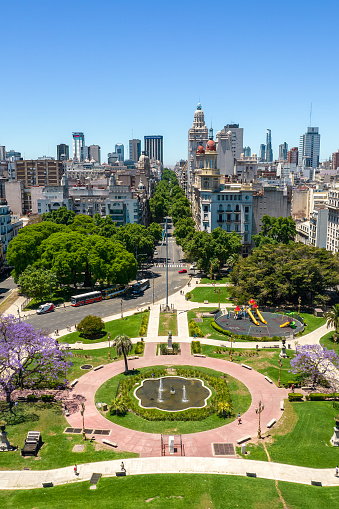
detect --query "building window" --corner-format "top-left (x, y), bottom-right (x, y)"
top-left (245, 206), bottom-right (249, 213)
top-left (245, 225), bottom-right (249, 231)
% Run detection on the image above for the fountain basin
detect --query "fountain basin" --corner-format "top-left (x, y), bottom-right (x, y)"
top-left (134, 376), bottom-right (212, 412)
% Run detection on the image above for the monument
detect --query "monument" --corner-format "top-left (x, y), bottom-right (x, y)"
top-left (167, 330), bottom-right (173, 354)
top-left (0, 424), bottom-right (12, 452)
top-left (331, 416), bottom-right (339, 447)
top-left (279, 338), bottom-right (287, 358)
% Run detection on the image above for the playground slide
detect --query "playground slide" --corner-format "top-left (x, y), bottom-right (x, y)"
top-left (280, 321), bottom-right (290, 328)
top-left (256, 309), bottom-right (267, 325)
top-left (248, 308), bottom-right (259, 326)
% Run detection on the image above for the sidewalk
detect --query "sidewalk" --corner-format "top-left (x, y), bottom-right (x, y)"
top-left (1, 456), bottom-right (339, 489)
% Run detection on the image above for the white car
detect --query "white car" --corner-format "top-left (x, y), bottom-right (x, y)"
top-left (154, 250), bottom-right (158, 255)
top-left (36, 303), bottom-right (54, 315)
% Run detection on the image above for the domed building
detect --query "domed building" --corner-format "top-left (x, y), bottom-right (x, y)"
top-left (187, 103), bottom-right (209, 196)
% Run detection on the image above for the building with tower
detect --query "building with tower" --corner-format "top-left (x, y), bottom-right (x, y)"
top-left (129, 139), bottom-right (141, 163)
top-left (187, 103), bottom-right (209, 195)
top-left (144, 135), bottom-right (163, 164)
top-left (72, 132), bottom-right (85, 161)
top-left (299, 127), bottom-right (320, 168)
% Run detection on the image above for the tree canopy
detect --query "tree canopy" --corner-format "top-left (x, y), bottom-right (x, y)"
top-left (253, 215), bottom-right (296, 247)
top-left (229, 242), bottom-right (339, 306)
top-left (18, 267), bottom-right (57, 301)
top-left (290, 344), bottom-right (339, 386)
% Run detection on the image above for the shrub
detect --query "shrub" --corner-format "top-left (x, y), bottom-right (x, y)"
top-left (288, 393), bottom-right (303, 401)
top-left (40, 394), bottom-right (55, 402)
top-left (134, 341), bottom-right (145, 355)
top-left (284, 381), bottom-right (298, 388)
top-left (26, 394), bottom-right (38, 402)
top-left (77, 315), bottom-right (104, 338)
top-left (139, 312), bottom-right (149, 337)
top-left (191, 341), bottom-right (202, 354)
top-left (186, 292), bottom-right (192, 300)
top-left (189, 319), bottom-right (204, 338)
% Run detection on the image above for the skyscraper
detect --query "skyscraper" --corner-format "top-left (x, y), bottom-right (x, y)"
top-left (299, 127), bottom-right (320, 168)
top-left (259, 144), bottom-right (266, 161)
top-left (129, 139), bottom-right (141, 162)
top-left (265, 129), bottom-right (273, 162)
top-left (72, 132), bottom-right (85, 161)
top-left (57, 144), bottom-right (69, 161)
top-left (144, 135), bottom-right (163, 163)
top-left (216, 123), bottom-right (244, 175)
top-left (115, 143), bottom-right (124, 162)
top-left (0, 146), bottom-right (6, 161)
top-left (89, 145), bottom-right (101, 163)
top-left (279, 142), bottom-right (288, 161)
top-left (243, 146), bottom-right (251, 157)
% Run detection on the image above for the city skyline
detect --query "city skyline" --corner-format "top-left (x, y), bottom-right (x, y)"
top-left (1, 0), bottom-right (339, 165)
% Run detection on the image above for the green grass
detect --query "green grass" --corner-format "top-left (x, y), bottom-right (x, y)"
top-left (158, 311), bottom-right (178, 336)
top-left (320, 330), bottom-right (338, 351)
top-left (60, 311), bottom-right (148, 344)
top-left (189, 287), bottom-right (232, 303)
top-left (201, 345), bottom-right (295, 386)
top-left (95, 365), bottom-right (251, 434)
top-left (0, 402), bottom-right (137, 471)
top-left (240, 401), bottom-right (339, 468)
top-left (199, 276), bottom-right (230, 284)
top-left (294, 312), bottom-right (326, 335)
top-left (2, 474), bottom-right (339, 509)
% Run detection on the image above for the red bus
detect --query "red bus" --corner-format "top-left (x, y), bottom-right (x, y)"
top-left (71, 291), bottom-right (102, 306)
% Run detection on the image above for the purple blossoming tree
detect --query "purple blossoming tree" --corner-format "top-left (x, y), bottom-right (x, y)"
top-left (290, 344), bottom-right (339, 386)
top-left (0, 315), bottom-right (72, 408)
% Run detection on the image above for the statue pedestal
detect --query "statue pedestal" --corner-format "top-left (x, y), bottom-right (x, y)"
top-left (331, 427), bottom-right (339, 447)
top-left (0, 431), bottom-right (11, 452)
top-left (279, 339), bottom-right (287, 358)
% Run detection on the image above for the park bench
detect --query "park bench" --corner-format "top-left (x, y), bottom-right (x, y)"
top-left (241, 364), bottom-right (252, 370)
top-left (193, 354), bottom-right (206, 358)
top-left (237, 435), bottom-right (251, 444)
top-left (264, 376), bottom-right (273, 384)
top-left (42, 482), bottom-right (53, 488)
top-left (311, 480), bottom-right (322, 486)
top-left (102, 439), bottom-right (118, 448)
top-left (267, 418), bottom-right (276, 428)
top-left (93, 365), bottom-right (104, 371)
top-left (301, 386), bottom-right (314, 391)
top-left (21, 431), bottom-right (42, 457)
top-left (246, 472), bottom-right (257, 478)
top-left (70, 379), bottom-right (78, 388)
top-left (280, 401), bottom-right (284, 411)
top-left (127, 356), bottom-right (139, 360)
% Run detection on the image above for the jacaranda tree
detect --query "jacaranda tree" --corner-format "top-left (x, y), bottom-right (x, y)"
top-left (0, 315), bottom-right (72, 408)
top-left (290, 344), bottom-right (339, 386)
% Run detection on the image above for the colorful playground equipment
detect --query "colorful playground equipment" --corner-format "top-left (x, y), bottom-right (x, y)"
top-left (247, 299), bottom-right (267, 326)
top-left (280, 319), bottom-right (296, 329)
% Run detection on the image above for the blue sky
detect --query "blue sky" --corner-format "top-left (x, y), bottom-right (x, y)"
top-left (1, 0), bottom-right (339, 165)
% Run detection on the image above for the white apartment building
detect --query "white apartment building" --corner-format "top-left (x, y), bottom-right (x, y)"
top-left (326, 188), bottom-right (339, 253)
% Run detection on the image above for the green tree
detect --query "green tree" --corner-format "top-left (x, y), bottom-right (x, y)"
top-left (324, 304), bottom-right (339, 333)
top-left (113, 334), bottom-right (133, 373)
top-left (253, 215), bottom-right (296, 247)
top-left (170, 196), bottom-right (192, 225)
top-left (19, 267), bottom-right (57, 302)
top-left (173, 217), bottom-right (196, 248)
top-left (77, 315), bottom-right (104, 338)
top-left (150, 194), bottom-right (169, 223)
top-left (42, 207), bottom-right (76, 225)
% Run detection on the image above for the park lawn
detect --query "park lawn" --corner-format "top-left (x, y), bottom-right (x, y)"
top-left (158, 311), bottom-right (177, 336)
top-left (201, 345), bottom-right (295, 386)
top-left (320, 330), bottom-right (338, 351)
top-left (68, 345), bottom-right (143, 380)
top-left (189, 287), bottom-right (232, 303)
top-left (95, 365), bottom-right (251, 434)
top-left (0, 401), bottom-right (137, 471)
top-left (294, 312), bottom-right (326, 335)
top-left (239, 401), bottom-right (339, 468)
top-left (199, 276), bottom-right (230, 284)
top-left (59, 311), bottom-right (148, 344)
top-left (2, 475), bottom-right (339, 509)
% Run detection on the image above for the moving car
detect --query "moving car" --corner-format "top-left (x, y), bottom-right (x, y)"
top-left (36, 303), bottom-right (54, 314)
top-left (178, 269), bottom-right (187, 274)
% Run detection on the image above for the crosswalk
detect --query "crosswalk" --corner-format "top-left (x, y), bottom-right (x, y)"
top-left (153, 263), bottom-right (188, 268)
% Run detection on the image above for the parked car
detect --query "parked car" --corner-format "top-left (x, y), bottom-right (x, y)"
top-left (178, 269), bottom-right (187, 274)
top-left (36, 303), bottom-right (54, 315)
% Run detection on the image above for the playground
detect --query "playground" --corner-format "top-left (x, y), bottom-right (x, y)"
top-left (215, 299), bottom-right (304, 339)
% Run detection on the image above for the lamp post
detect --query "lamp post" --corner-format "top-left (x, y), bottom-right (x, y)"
top-left (152, 275), bottom-right (155, 305)
top-left (80, 402), bottom-right (86, 441)
top-left (13, 304), bottom-right (21, 321)
top-left (298, 296), bottom-right (301, 316)
top-left (255, 401), bottom-right (264, 439)
top-left (230, 334), bottom-right (233, 362)
top-left (278, 358), bottom-right (282, 388)
top-left (218, 287), bottom-right (221, 309)
top-left (120, 299), bottom-right (123, 320)
top-left (108, 332), bottom-right (111, 360)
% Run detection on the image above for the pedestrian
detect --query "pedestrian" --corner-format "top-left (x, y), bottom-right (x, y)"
top-left (291, 383), bottom-right (294, 393)
top-left (54, 329), bottom-right (57, 336)
top-left (336, 466), bottom-right (339, 477)
top-left (74, 464), bottom-right (78, 475)
top-left (237, 413), bottom-right (242, 425)
top-left (74, 324), bottom-right (77, 330)
top-left (56, 329), bottom-right (59, 336)
top-left (120, 461), bottom-right (125, 472)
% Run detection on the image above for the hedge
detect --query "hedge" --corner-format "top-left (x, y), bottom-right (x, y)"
top-left (211, 320), bottom-right (282, 342)
top-left (139, 312), bottom-right (149, 337)
top-left (306, 393), bottom-right (339, 401)
top-left (110, 367), bottom-right (233, 421)
top-left (191, 341), bottom-right (202, 354)
top-left (288, 393), bottom-right (303, 401)
top-left (189, 319), bottom-right (204, 338)
top-left (134, 341), bottom-right (145, 355)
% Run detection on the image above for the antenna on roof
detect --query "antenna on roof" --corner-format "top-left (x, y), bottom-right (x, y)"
top-left (309, 103), bottom-right (312, 127)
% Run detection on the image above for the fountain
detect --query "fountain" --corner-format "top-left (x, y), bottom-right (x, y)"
top-left (135, 376), bottom-right (211, 412)
top-left (158, 378), bottom-right (164, 402)
top-left (182, 384), bottom-right (188, 403)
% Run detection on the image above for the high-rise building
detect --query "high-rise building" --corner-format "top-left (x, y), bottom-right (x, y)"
top-left (287, 147), bottom-right (298, 165)
top-left (115, 143), bottom-right (124, 162)
top-left (57, 144), bottom-right (69, 161)
top-left (299, 127), bottom-right (320, 168)
top-left (243, 146), bottom-right (251, 157)
top-left (72, 132), bottom-right (85, 161)
top-left (89, 145), bottom-right (101, 164)
top-left (0, 146), bottom-right (6, 161)
top-left (216, 123), bottom-right (244, 175)
top-left (259, 144), bottom-right (266, 161)
top-left (144, 135), bottom-right (163, 163)
top-left (188, 104), bottom-right (208, 193)
top-left (129, 139), bottom-right (141, 162)
top-left (332, 150), bottom-right (339, 170)
top-left (279, 142), bottom-right (288, 161)
top-left (265, 129), bottom-right (273, 162)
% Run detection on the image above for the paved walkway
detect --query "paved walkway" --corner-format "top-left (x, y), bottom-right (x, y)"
top-left (2, 457), bottom-right (339, 489)
top-left (67, 345), bottom-right (287, 457)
